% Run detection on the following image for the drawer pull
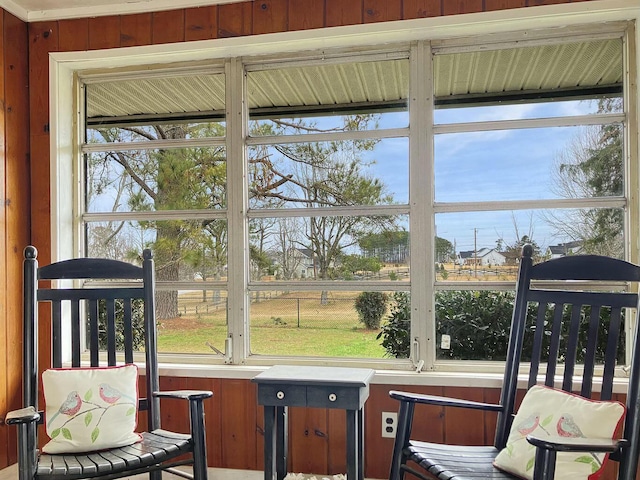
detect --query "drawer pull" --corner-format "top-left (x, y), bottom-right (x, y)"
top-left (328, 393), bottom-right (337, 402)
top-left (276, 391), bottom-right (285, 399)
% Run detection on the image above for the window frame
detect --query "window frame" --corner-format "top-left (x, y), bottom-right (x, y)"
top-left (49, 4), bottom-right (640, 375)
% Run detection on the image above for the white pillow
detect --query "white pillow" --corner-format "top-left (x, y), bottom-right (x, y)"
top-left (42, 364), bottom-right (141, 453)
top-left (494, 385), bottom-right (625, 479)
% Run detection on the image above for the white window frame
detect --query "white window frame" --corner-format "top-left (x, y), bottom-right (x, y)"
top-left (49, 1), bottom-right (640, 380)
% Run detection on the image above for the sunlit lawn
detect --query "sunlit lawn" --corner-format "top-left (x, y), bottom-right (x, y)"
top-left (157, 291), bottom-right (388, 358)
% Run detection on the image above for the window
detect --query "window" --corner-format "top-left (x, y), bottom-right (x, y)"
top-left (73, 20), bottom-right (634, 370)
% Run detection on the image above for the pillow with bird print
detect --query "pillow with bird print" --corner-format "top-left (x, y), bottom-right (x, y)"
top-left (493, 385), bottom-right (625, 479)
top-left (41, 364), bottom-right (141, 453)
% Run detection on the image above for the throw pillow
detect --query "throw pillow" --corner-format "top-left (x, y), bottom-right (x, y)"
top-left (494, 385), bottom-right (625, 480)
top-left (42, 364), bottom-right (141, 453)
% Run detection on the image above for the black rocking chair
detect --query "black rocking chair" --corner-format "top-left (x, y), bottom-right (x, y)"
top-left (6, 246), bottom-right (212, 480)
top-left (388, 245), bottom-right (640, 480)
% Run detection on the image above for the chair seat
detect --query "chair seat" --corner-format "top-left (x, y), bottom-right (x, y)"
top-left (406, 441), bottom-right (514, 480)
top-left (36, 430), bottom-right (193, 480)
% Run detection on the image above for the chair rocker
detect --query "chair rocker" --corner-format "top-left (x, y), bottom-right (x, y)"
top-left (388, 245), bottom-right (640, 480)
top-left (6, 246), bottom-right (213, 480)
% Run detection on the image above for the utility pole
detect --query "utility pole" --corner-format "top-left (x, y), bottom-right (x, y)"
top-left (474, 228), bottom-right (478, 277)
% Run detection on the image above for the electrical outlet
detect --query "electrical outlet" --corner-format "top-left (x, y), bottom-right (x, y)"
top-left (441, 334), bottom-right (451, 350)
top-left (382, 411), bottom-right (397, 438)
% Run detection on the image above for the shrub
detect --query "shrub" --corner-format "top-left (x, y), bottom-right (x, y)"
top-left (435, 290), bottom-right (514, 360)
top-left (354, 291), bottom-right (388, 329)
top-left (377, 292), bottom-right (410, 358)
top-left (377, 290), bottom-right (625, 362)
top-left (96, 298), bottom-right (146, 351)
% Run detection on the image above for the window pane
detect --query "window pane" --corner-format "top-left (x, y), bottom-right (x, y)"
top-left (86, 146), bottom-right (227, 213)
top-left (436, 290), bottom-right (512, 360)
top-left (86, 121), bottom-right (225, 144)
top-left (435, 124), bottom-right (623, 202)
top-left (436, 208), bottom-right (624, 281)
top-left (249, 215), bottom-right (408, 281)
top-left (434, 97), bottom-right (622, 125)
top-left (433, 38), bottom-right (622, 122)
top-left (157, 288), bottom-right (228, 355)
top-left (86, 219), bottom-right (228, 281)
top-left (247, 58), bottom-right (409, 130)
top-left (435, 290), bottom-right (625, 363)
top-left (249, 290), bottom-right (408, 358)
top-left (248, 138), bottom-right (408, 208)
top-left (85, 72), bottom-right (226, 130)
top-left (250, 111), bottom-right (408, 135)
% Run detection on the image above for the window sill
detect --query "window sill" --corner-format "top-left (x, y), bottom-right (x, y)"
top-left (156, 363), bottom-right (631, 394)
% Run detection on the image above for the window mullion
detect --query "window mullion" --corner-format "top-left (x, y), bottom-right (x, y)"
top-left (623, 24), bottom-right (638, 367)
top-left (226, 58), bottom-right (250, 364)
top-left (409, 41), bottom-right (435, 371)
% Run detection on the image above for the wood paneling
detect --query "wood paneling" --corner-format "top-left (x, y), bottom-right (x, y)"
top-left (152, 10), bottom-right (185, 44)
top-left (402, 0), bottom-right (442, 18)
top-left (4, 12), bottom-right (30, 467)
top-left (218, 3), bottom-right (252, 38)
top-left (325, 0), bottom-right (363, 27)
top-left (486, 0), bottom-right (527, 10)
top-left (185, 6), bottom-right (218, 41)
top-left (364, 0), bottom-right (402, 23)
top-left (0, 12), bottom-right (8, 468)
top-left (220, 379), bottom-right (258, 469)
top-left (327, 408), bottom-right (347, 474)
top-left (88, 15), bottom-right (120, 49)
top-left (0, 9), bottom-right (29, 469)
top-left (28, 22), bottom-right (57, 137)
top-left (190, 377), bottom-right (223, 466)
top-left (443, 0), bottom-right (484, 15)
top-left (158, 376), bottom-right (190, 433)
top-left (528, 0), bottom-right (573, 4)
top-left (288, 0), bottom-right (324, 31)
top-left (253, 0), bottom-right (288, 35)
top-left (58, 18), bottom-right (88, 51)
top-left (121, 13), bottom-right (152, 47)
top-left (290, 407), bottom-right (329, 473)
top-left (27, 21), bottom-right (57, 399)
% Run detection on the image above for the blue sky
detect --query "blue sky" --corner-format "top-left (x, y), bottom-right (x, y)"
top-left (364, 99), bottom-right (603, 252)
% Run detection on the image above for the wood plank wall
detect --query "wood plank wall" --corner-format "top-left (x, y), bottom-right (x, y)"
top-left (0, 0), bottom-right (620, 477)
top-left (0, 9), bottom-right (30, 469)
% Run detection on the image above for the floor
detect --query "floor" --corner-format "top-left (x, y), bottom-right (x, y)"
top-left (0, 465), bottom-right (356, 480)
top-left (0, 464), bottom-right (265, 480)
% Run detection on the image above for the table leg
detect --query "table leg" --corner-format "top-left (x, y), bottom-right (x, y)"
top-left (264, 405), bottom-right (276, 480)
top-left (276, 406), bottom-right (287, 480)
top-left (357, 407), bottom-right (364, 480)
top-left (346, 409), bottom-right (361, 480)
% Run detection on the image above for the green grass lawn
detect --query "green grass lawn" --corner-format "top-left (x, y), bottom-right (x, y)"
top-left (157, 291), bottom-right (389, 358)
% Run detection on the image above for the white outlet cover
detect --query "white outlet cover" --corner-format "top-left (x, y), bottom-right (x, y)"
top-left (382, 412), bottom-right (397, 438)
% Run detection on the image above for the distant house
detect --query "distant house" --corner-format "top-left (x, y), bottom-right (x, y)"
top-left (547, 241), bottom-right (583, 259)
top-left (293, 248), bottom-right (316, 278)
top-left (457, 248), bottom-right (506, 266)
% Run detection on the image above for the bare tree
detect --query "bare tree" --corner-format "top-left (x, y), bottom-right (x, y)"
top-left (546, 98), bottom-right (624, 257)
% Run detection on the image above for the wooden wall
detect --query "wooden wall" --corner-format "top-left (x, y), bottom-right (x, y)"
top-left (0, 9), bottom-right (30, 469)
top-left (0, 0), bottom-right (617, 477)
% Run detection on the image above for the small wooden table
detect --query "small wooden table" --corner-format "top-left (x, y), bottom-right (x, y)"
top-left (252, 365), bottom-right (375, 480)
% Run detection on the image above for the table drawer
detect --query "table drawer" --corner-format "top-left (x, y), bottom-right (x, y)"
top-left (306, 385), bottom-right (367, 410)
top-left (258, 384), bottom-right (306, 407)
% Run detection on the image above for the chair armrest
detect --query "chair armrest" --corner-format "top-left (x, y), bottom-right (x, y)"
top-left (153, 390), bottom-right (213, 401)
top-left (389, 390), bottom-right (503, 412)
top-left (527, 434), bottom-right (627, 453)
top-left (5, 406), bottom-right (40, 425)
